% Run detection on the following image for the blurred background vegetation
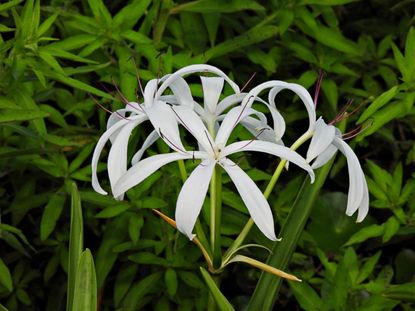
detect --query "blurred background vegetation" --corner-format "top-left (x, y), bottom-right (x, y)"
top-left (0, 0), bottom-right (414, 310)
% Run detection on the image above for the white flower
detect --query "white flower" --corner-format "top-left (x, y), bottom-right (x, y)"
top-left (306, 118), bottom-right (369, 222)
top-left (92, 64), bottom-right (241, 199)
top-left (113, 105), bottom-right (315, 241)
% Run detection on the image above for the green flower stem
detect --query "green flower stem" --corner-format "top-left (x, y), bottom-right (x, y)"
top-left (224, 131), bottom-right (313, 258)
top-left (177, 160), bottom-right (188, 183)
top-left (210, 165), bottom-right (223, 269)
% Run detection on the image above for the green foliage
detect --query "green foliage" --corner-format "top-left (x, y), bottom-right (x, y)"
top-left (0, 0), bottom-right (414, 310)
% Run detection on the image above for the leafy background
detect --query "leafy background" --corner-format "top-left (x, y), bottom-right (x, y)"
top-left (0, 0), bottom-right (414, 310)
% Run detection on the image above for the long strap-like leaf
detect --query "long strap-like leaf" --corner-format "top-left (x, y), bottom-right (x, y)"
top-left (248, 159), bottom-right (334, 310)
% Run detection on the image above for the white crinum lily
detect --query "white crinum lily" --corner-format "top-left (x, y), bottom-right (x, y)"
top-left (92, 64), bottom-right (242, 198)
top-left (113, 105), bottom-right (315, 241)
top-left (306, 117), bottom-right (369, 222)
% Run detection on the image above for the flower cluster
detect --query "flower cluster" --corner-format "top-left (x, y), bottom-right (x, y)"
top-left (92, 64), bottom-right (369, 241)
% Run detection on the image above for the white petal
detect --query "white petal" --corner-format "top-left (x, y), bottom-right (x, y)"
top-left (224, 140), bottom-right (315, 183)
top-left (268, 104), bottom-right (286, 141)
top-left (145, 101), bottom-right (185, 152)
top-left (220, 158), bottom-right (277, 241)
top-left (172, 106), bottom-right (215, 156)
top-left (216, 93), bottom-right (247, 115)
top-left (356, 174), bottom-right (369, 222)
top-left (175, 160), bottom-right (216, 240)
top-left (155, 64), bottom-right (240, 99)
top-left (92, 119), bottom-right (131, 195)
top-left (311, 144), bottom-right (338, 169)
top-left (333, 138), bottom-right (365, 218)
top-left (201, 76), bottom-right (224, 114)
top-left (306, 118), bottom-right (336, 163)
top-left (108, 118), bottom-right (145, 199)
top-left (240, 117), bottom-right (277, 143)
top-left (242, 81), bottom-right (316, 132)
top-left (169, 76), bottom-right (195, 108)
top-left (113, 152), bottom-right (192, 198)
top-left (143, 79), bottom-right (158, 107)
top-left (215, 106), bottom-right (260, 146)
top-left (131, 129), bottom-right (160, 165)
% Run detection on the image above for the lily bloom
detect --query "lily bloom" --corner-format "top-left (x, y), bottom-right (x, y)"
top-left (113, 104), bottom-right (315, 241)
top-left (92, 64), bottom-right (240, 199)
top-left (306, 117), bottom-right (369, 222)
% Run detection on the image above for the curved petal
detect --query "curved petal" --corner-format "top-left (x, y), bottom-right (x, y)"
top-left (113, 152), bottom-right (192, 198)
top-left (224, 140), bottom-right (315, 183)
top-left (220, 158), bottom-right (277, 241)
top-left (131, 129), bottom-right (160, 165)
top-left (242, 80), bottom-right (316, 131)
top-left (172, 106), bottom-right (215, 156)
top-left (215, 106), bottom-right (260, 146)
top-left (306, 117), bottom-right (336, 163)
top-left (175, 160), bottom-right (216, 240)
top-left (201, 76), bottom-right (224, 114)
top-left (311, 144), bottom-right (338, 169)
top-left (169, 76), bottom-right (195, 108)
top-left (92, 119), bottom-right (131, 195)
top-left (356, 174), bottom-right (369, 222)
top-left (216, 93), bottom-right (247, 115)
top-left (333, 138), bottom-right (365, 218)
top-left (145, 100), bottom-right (185, 152)
top-left (155, 64), bottom-right (240, 99)
top-left (143, 79), bottom-right (158, 107)
top-left (240, 117), bottom-right (277, 143)
top-left (268, 104), bottom-right (286, 141)
top-left (108, 117), bottom-right (145, 199)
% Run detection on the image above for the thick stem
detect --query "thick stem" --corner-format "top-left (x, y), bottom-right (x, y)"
top-left (210, 165), bottom-right (222, 269)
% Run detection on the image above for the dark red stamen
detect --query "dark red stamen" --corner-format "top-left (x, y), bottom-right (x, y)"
top-left (240, 72), bottom-right (257, 92)
top-left (314, 70), bottom-right (325, 106)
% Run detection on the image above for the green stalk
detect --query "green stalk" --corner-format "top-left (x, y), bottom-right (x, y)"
top-left (247, 157), bottom-right (334, 310)
top-left (210, 165), bottom-right (223, 269)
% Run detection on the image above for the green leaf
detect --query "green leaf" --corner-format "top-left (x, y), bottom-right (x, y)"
top-left (47, 34), bottom-right (97, 51)
top-left (0, 109), bottom-right (49, 123)
top-left (200, 267), bottom-right (235, 311)
top-left (114, 264), bottom-right (137, 307)
top-left (72, 249), bottom-right (97, 311)
top-left (356, 93), bottom-right (415, 141)
top-left (0, 258), bottom-right (13, 292)
top-left (343, 224), bottom-right (384, 246)
top-left (67, 182), bottom-right (84, 311)
top-left (382, 282), bottom-right (415, 302)
top-left (358, 86), bottom-right (399, 124)
top-left (289, 282), bottom-right (322, 311)
top-left (356, 251), bottom-right (381, 284)
top-left (40, 192), bottom-right (66, 241)
top-left (43, 70), bottom-right (113, 100)
top-left (170, 0), bottom-right (265, 14)
top-left (128, 252), bottom-right (168, 266)
top-left (95, 214), bottom-right (128, 288)
top-left (121, 272), bottom-right (162, 310)
top-left (0, 0), bottom-right (22, 13)
top-left (165, 268), bottom-right (178, 298)
top-left (94, 204), bottom-right (130, 218)
top-left (197, 25), bottom-right (279, 61)
top-left (113, 0), bottom-right (152, 28)
top-left (0, 303), bottom-right (10, 311)
top-left (38, 51), bottom-right (65, 74)
top-left (382, 217), bottom-right (400, 242)
top-left (38, 13), bottom-right (58, 37)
